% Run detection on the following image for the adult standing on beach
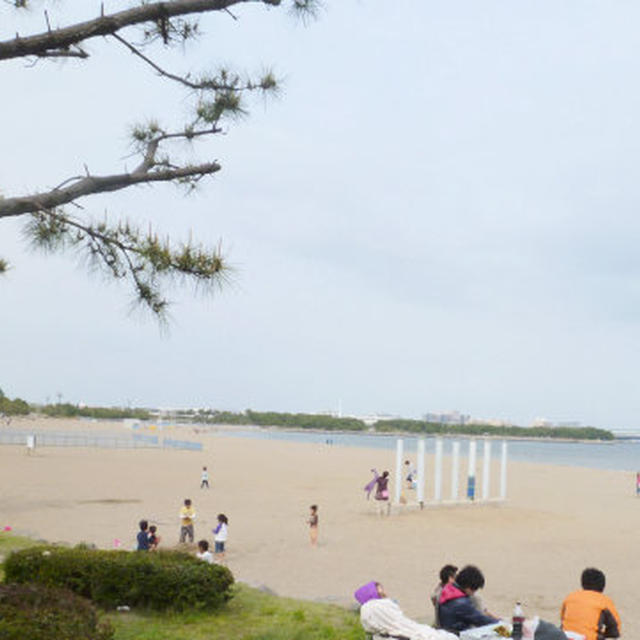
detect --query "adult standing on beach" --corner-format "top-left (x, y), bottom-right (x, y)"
top-left (179, 498), bottom-right (196, 543)
top-left (374, 471), bottom-right (391, 516)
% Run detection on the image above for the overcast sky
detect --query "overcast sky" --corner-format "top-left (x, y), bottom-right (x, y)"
top-left (2, 1), bottom-right (640, 429)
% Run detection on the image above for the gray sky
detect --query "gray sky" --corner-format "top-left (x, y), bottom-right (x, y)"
top-left (2, 1), bottom-right (640, 429)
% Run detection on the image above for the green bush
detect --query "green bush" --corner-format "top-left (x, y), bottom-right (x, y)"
top-left (0, 582), bottom-right (113, 640)
top-left (3, 547), bottom-right (234, 612)
top-left (0, 395), bottom-right (29, 416)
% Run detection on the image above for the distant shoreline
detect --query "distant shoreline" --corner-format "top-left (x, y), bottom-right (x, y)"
top-left (202, 423), bottom-right (617, 445)
top-left (5, 415), bottom-right (618, 445)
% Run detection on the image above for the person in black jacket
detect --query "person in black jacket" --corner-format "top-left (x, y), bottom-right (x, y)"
top-left (438, 565), bottom-right (499, 634)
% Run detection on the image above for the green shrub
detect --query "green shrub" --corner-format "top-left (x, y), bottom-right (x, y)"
top-left (0, 582), bottom-right (113, 640)
top-left (3, 547), bottom-right (234, 612)
top-left (0, 395), bottom-right (29, 416)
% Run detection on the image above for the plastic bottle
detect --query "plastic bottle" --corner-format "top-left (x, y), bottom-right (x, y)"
top-left (512, 601), bottom-right (524, 640)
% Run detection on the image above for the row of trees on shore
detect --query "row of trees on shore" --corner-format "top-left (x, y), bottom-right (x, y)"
top-left (0, 389), bottom-right (29, 417)
top-left (0, 392), bottom-right (615, 440)
top-left (196, 411), bottom-right (614, 440)
top-left (372, 418), bottom-right (614, 441)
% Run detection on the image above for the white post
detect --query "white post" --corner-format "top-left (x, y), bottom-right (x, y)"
top-left (500, 440), bottom-right (508, 500)
top-left (434, 438), bottom-right (443, 502)
top-left (482, 438), bottom-right (491, 501)
top-left (394, 439), bottom-right (403, 504)
top-left (417, 438), bottom-right (426, 506)
top-left (451, 440), bottom-right (460, 501)
top-left (467, 439), bottom-right (477, 501)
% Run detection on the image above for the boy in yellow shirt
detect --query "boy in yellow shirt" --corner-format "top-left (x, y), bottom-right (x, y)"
top-left (179, 498), bottom-right (196, 543)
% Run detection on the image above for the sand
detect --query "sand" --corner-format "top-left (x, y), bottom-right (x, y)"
top-left (0, 417), bottom-right (637, 633)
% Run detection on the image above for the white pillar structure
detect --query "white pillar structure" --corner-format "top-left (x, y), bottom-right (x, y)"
top-left (451, 440), bottom-right (460, 501)
top-left (394, 439), bottom-right (404, 504)
top-left (500, 440), bottom-right (508, 500)
top-left (482, 438), bottom-right (491, 501)
top-left (417, 438), bottom-right (426, 506)
top-left (467, 439), bottom-right (477, 500)
top-left (434, 437), bottom-right (443, 502)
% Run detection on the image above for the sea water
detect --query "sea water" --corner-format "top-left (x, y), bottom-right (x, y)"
top-left (213, 428), bottom-right (640, 472)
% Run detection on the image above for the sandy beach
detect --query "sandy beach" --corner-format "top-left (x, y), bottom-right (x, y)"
top-left (0, 417), bottom-right (637, 634)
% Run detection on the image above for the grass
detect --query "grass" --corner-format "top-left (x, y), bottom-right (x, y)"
top-left (106, 583), bottom-right (365, 640)
top-left (0, 533), bottom-right (365, 640)
top-left (0, 532), bottom-right (39, 554)
top-left (0, 532), bottom-right (40, 581)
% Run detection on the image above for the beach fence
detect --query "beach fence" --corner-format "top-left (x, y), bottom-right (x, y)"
top-left (0, 430), bottom-right (202, 452)
top-left (394, 437), bottom-right (508, 508)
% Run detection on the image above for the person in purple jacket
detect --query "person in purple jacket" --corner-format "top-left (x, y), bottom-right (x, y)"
top-left (438, 565), bottom-right (499, 634)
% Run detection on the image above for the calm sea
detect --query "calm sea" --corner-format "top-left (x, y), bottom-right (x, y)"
top-left (213, 428), bottom-right (640, 473)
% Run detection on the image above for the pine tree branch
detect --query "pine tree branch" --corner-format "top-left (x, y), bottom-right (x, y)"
top-left (0, 161), bottom-right (220, 219)
top-left (0, 0), bottom-right (281, 61)
top-left (112, 33), bottom-right (273, 93)
top-left (31, 48), bottom-right (89, 59)
top-left (26, 208), bottom-right (229, 317)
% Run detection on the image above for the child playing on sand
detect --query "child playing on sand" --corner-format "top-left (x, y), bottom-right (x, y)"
top-left (196, 539), bottom-right (214, 564)
top-left (374, 471), bottom-right (391, 516)
top-left (148, 525), bottom-right (160, 551)
top-left (308, 504), bottom-right (319, 547)
top-left (404, 459), bottom-right (417, 489)
top-left (179, 498), bottom-right (196, 543)
top-left (136, 520), bottom-right (150, 551)
top-left (213, 513), bottom-right (228, 563)
top-left (200, 466), bottom-right (209, 489)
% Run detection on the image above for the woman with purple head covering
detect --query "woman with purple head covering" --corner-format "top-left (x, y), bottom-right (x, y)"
top-left (354, 580), bottom-right (457, 640)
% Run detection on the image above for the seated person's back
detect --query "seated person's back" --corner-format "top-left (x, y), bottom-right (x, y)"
top-left (561, 568), bottom-right (621, 640)
top-left (438, 565), bottom-right (499, 634)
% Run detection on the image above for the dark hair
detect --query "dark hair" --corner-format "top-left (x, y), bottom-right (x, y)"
top-left (184, 499), bottom-right (192, 506)
top-left (439, 564), bottom-right (458, 585)
top-left (139, 520), bottom-right (148, 531)
top-left (217, 513), bottom-right (228, 524)
top-left (198, 539), bottom-right (209, 552)
top-left (382, 470), bottom-right (389, 478)
top-left (310, 505), bottom-right (317, 511)
top-left (456, 565), bottom-right (485, 592)
top-left (149, 525), bottom-right (157, 533)
top-left (581, 567), bottom-right (605, 592)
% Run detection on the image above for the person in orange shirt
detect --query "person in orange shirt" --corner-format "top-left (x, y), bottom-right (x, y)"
top-left (561, 567), bottom-right (621, 640)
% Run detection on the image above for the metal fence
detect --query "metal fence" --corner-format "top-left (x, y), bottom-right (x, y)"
top-left (0, 430), bottom-right (201, 451)
top-left (163, 438), bottom-right (203, 452)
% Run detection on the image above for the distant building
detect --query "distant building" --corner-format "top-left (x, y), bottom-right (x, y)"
top-left (474, 418), bottom-right (514, 427)
top-left (424, 411), bottom-right (471, 426)
top-left (555, 421), bottom-right (582, 428)
top-left (357, 413), bottom-right (400, 426)
top-left (532, 418), bottom-right (582, 428)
